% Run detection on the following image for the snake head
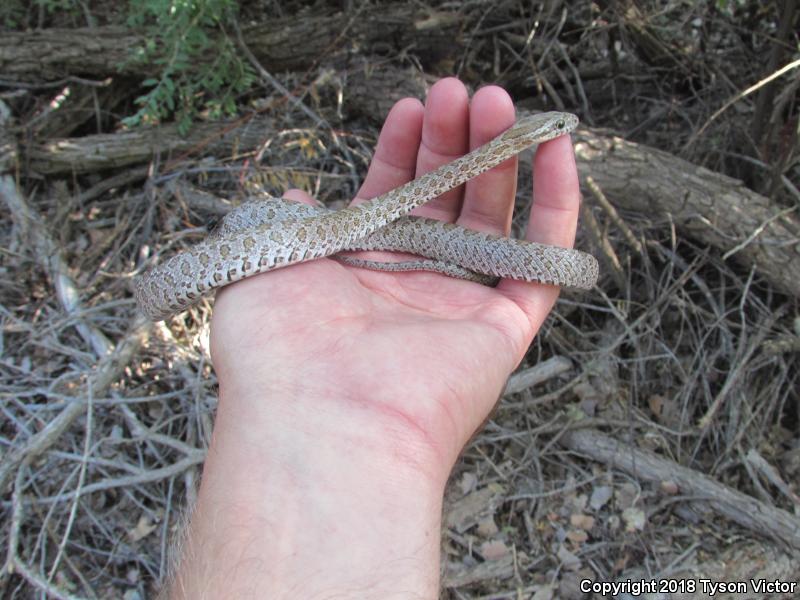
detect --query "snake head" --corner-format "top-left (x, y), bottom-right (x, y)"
top-left (501, 112), bottom-right (579, 147)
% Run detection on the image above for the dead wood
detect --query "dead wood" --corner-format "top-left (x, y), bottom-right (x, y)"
top-left (3, 5), bottom-right (797, 597)
top-left (22, 115), bottom-right (276, 174)
top-left (612, 0), bottom-right (693, 72)
top-left (18, 58), bottom-right (428, 176)
top-left (0, 100), bottom-right (154, 495)
top-left (20, 110), bottom-right (800, 300)
top-left (0, 26), bottom-right (138, 81)
top-left (29, 82), bottom-right (132, 140)
top-left (336, 60), bottom-right (430, 121)
top-left (571, 127), bottom-right (800, 298)
top-left (504, 356), bottom-right (573, 396)
top-left (2, 107), bottom-right (112, 356)
top-left (0, 6), bottom-right (461, 82)
top-left (559, 428), bottom-right (800, 551)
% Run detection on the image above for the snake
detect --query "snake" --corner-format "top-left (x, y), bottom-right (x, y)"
top-left (133, 111), bottom-right (599, 321)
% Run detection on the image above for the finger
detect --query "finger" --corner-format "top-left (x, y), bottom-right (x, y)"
top-left (525, 135), bottom-right (580, 247)
top-left (497, 134), bottom-right (581, 328)
top-left (412, 77), bottom-right (470, 221)
top-left (282, 188), bottom-right (318, 206)
top-left (457, 86), bottom-right (517, 235)
top-left (352, 98), bottom-right (424, 205)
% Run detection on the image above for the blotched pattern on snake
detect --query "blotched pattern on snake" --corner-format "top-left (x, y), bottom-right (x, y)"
top-left (133, 112), bottom-right (599, 321)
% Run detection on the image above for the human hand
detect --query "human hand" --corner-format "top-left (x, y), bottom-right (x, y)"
top-left (211, 77), bottom-right (580, 474)
top-left (171, 78), bottom-right (581, 598)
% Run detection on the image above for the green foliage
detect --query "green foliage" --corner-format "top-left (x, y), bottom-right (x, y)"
top-left (123, 0), bottom-right (256, 134)
top-left (0, 1), bottom-right (24, 28)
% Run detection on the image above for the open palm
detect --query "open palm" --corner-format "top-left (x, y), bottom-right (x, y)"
top-left (208, 79), bottom-right (580, 480)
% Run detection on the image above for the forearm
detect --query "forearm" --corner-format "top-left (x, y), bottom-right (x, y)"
top-left (165, 385), bottom-right (449, 599)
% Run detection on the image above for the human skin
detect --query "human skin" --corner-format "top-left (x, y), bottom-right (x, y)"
top-left (165, 78), bottom-right (581, 599)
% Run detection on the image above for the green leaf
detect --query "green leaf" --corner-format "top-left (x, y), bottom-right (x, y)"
top-left (121, 0), bottom-right (254, 134)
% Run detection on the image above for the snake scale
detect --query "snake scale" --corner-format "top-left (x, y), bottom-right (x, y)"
top-left (133, 111), bottom-right (599, 321)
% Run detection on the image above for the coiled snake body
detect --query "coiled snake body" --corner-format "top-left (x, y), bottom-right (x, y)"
top-left (133, 111), bottom-right (598, 321)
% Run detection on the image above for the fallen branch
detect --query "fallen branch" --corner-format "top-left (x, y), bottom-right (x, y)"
top-left (559, 428), bottom-right (800, 551)
top-left (0, 5), bottom-right (460, 81)
top-left (23, 115), bottom-right (277, 175)
top-left (0, 313), bottom-right (153, 493)
top-left (504, 356), bottom-right (573, 395)
top-left (21, 58), bottom-right (428, 176)
top-left (572, 127), bottom-right (800, 298)
top-left (2, 109), bottom-right (112, 355)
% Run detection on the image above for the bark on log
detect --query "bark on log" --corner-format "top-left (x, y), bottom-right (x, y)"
top-left (572, 128), bottom-right (800, 298)
top-left (0, 6), bottom-right (462, 81)
top-left (338, 60), bottom-right (430, 121)
top-left (22, 116), bottom-right (275, 174)
top-left (18, 60), bottom-right (427, 175)
top-left (0, 26), bottom-right (138, 80)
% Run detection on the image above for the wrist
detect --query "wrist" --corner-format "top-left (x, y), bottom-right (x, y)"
top-left (213, 361), bottom-right (466, 483)
top-left (169, 384), bottom-right (449, 598)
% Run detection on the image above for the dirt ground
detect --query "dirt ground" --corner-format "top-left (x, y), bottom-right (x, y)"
top-left (1, 1), bottom-right (799, 598)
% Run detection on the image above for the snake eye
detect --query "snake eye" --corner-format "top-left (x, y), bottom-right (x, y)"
top-left (556, 119), bottom-right (565, 129)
